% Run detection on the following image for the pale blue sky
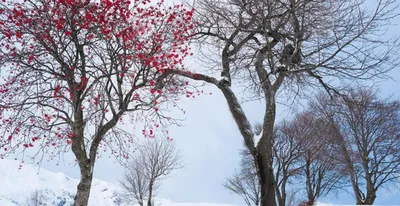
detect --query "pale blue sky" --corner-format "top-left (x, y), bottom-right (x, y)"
top-left (35, 69), bottom-right (400, 206)
top-left (11, 0), bottom-right (400, 205)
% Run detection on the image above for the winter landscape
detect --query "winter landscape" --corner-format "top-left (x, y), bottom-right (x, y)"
top-left (1, 0), bottom-right (400, 205)
top-left (0, 159), bottom-right (238, 206)
top-left (1, 159), bottom-right (340, 206)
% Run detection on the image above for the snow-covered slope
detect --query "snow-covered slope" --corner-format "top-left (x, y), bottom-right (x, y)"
top-left (0, 159), bottom-right (333, 206)
top-left (0, 159), bottom-right (122, 206)
top-left (0, 159), bottom-right (237, 206)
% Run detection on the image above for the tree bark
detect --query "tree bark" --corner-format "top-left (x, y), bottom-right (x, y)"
top-left (356, 191), bottom-right (376, 205)
top-left (71, 110), bottom-right (96, 206)
top-left (71, 111), bottom-right (119, 205)
top-left (71, 109), bottom-right (94, 206)
top-left (256, 151), bottom-right (277, 206)
top-left (305, 155), bottom-right (316, 204)
top-left (74, 159), bottom-right (94, 206)
top-left (363, 193), bottom-right (376, 205)
top-left (147, 180), bottom-right (154, 206)
top-left (257, 91), bottom-right (278, 206)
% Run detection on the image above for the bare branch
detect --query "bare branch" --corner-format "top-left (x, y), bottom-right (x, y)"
top-left (119, 138), bottom-right (183, 206)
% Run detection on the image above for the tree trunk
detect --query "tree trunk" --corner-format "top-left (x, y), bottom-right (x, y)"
top-left (166, 72), bottom-right (278, 206)
top-left (363, 193), bottom-right (376, 205)
top-left (358, 170), bottom-right (377, 205)
top-left (74, 159), bottom-right (94, 206)
top-left (305, 155), bottom-right (315, 204)
top-left (257, 93), bottom-right (277, 206)
top-left (280, 177), bottom-right (287, 206)
top-left (276, 181), bottom-right (284, 206)
top-left (256, 151), bottom-right (277, 206)
top-left (356, 192), bottom-right (376, 205)
top-left (147, 180), bottom-right (154, 206)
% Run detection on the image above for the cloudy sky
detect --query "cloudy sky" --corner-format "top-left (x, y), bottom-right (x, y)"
top-left (8, 0), bottom-right (400, 205)
top-left (37, 66), bottom-right (400, 205)
top-left (35, 67), bottom-right (400, 206)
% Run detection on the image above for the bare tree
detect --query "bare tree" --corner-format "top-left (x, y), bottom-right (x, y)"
top-left (224, 148), bottom-right (260, 206)
top-left (120, 138), bottom-right (182, 206)
top-left (286, 112), bottom-right (345, 205)
top-left (223, 124), bottom-right (264, 205)
top-left (26, 190), bottom-right (43, 206)
top-left (273, 112), bottom-right (345, 206)
top-left (226, 122), bottom-right (303, 206)
top-left (227, 115), bottom-right (345, 206)
top-left (157, 0), bottom-right (400, 205)
top-left (311, 87), bottom-right (400, 204)
top-left (274, 122), bottom-right (303, 206)
top-left (286, 189), bottom-right (302, 206)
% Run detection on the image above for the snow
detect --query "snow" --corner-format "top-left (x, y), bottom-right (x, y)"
top-left (0, 159), bottom-right (239, 206)
top-left (0, 159), bottom-right (334, 206)
top-left (218, 76), bottom-right (230, 84)
top-left (0, 159), bottom-right (120, 206)
top-left (221, 76), bottom-right (229, 82)
top-left (0, 198), bottom-right (15, 206)
top-left (228, 44), bottom-right (235, 51)
top-left (275, 63), bottom-right (284, 69)
top-left (254, 130), bottom-right (262, 147)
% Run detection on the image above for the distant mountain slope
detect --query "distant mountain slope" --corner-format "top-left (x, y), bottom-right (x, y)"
top-left (0, 159), bottom-right (238, 206)
top-left (0, 159), bottom-right (122, 206)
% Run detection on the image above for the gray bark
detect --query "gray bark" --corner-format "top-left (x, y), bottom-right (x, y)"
top-left (74, 160), bottom-right (93, 206)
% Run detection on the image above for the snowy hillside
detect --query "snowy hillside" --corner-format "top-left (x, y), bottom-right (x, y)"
top-left (0, 159), bottom-right (123, 206)
top-left (0, 159), bottom-right (238, 206)
top-left (0, 159), bottom-right (334, 206)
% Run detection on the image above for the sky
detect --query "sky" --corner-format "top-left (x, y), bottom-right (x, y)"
top-left (4, 0), bottom-right (400, 205)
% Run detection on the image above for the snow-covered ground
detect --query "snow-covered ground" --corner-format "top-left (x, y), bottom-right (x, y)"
top-left (0, 159), bottom-right (333, 206)
top-left (0, 159), bottom-right (239, 206)
top-left (0, 159), bottom-right (122, 206)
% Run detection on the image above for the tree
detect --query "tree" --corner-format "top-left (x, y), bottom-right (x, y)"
top-left (157, 0), bottom-right (399, 205)
top-left (311, 87), bottom-right (400, 204)
top-left (227, 116), bottom-right (344, 206)
top-left (0, 0), bottom-right (194, 205)
top-left (273, 120), bottom-right (307, 206)
top-left (285, 189), bottom-right (301, 206)
top-left (224, 148), bottom-right (260, 206)
top-left (120, 138), bottom-right (182, 206)
top-left (283, 112), bottom-right (345, 205)
top-left (26, 190), bottom-right (43, 206)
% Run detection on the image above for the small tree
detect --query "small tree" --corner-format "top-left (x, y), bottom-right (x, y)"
top-left (223, 124), bottom-right (264, 205)
top-left (26, 190), bottom-right (42, 206)
top-left (274, 121), bottom-right (304, 206)
top-left (285, 112), bottom-right (345, 205)
top-left (120, 138), bottom-right (182, 206)
top-left (0, 0), bottom-right (194, 205)
top-left (311, 87), bottom-right (400, 205)
top-left (224, 148), bottom-right (260, 206)
top-left (286, 189), bottom-right (301, 206)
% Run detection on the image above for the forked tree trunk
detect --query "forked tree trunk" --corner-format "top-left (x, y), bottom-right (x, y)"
top-left (363, 194), bottom-right (376, 205)
top-left (70, 110), bottom-right (118, 206)
top-left (357, 173), bottom-right (377, 205)
top-left (356, 192), bottom-right (376, 205)
top-left (71, 113), bottom-right (94, 206)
